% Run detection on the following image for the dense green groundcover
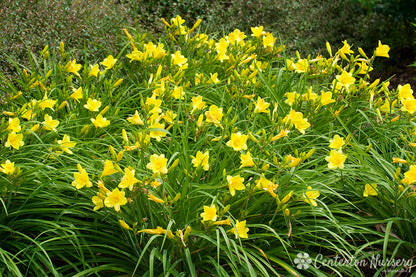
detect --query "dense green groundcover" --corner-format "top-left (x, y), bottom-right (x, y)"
top-left (1, 16), bottom-right (416, 276)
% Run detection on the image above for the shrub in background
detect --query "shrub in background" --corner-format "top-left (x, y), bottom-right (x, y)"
top-left (2, 0), bottom-right (409, 75)
top-left (1, 15), bottom-right (416, 275)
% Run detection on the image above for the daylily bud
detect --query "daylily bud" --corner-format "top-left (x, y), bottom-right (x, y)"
top-left (112, 79), bottom-right (123, 88)
top-left (99, 106), bottom-right (109, 115)
top-left (117, 151), bottom-right (123, 161)
top-left (168, 159), bottom-right (180, 171)
top-left (284, 208), bottom-right (290, 217)
top-left (281, 191), bottom-right (294, 204)
top-left (304, 148), bottom-right (315, 160)
top-left (326, 41), bottom-right (332, 57)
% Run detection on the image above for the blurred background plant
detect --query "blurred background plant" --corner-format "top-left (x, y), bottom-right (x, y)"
top-left (352, 0), bottom-right (416, 88)
top-left (1, 0), bottom-right (415, 88)
top-left (1, 3), bottom-right (416, 276)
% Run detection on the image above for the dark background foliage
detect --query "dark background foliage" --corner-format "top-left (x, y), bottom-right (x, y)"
top-left (0, 0), bottom-right (415, 86)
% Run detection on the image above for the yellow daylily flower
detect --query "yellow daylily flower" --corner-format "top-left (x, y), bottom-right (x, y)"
top-left (92, 194), bottom-right (105, 211)
top-left (91, 114), bottom-right (110, 128)
top-left (230, 220), bottom-right (249, 239)
top-left (303, 186), bottom-right (320, 206)
top-left (127, 110), bottom-right (144, 125)
top-left (283, 109), bottom-right (310, 134)
top-left (375, 41), bottom-right (390, 58)
top-left (104, 188), bottom-right (127, 212)
top-left (285, 154), bottom-right (301, 167)
top-left (397, 84), bottom-right (414, 100)
top-left (329, 134), bottom-right (345, 150)
top-left (200, 205), bottom-right (217, 222)
top-left (5, 132), bottom-right (24, 150)
top-left (171, 51), bottom-right (188, 69)
top-left (191, 96), bottom-right (206, 113)
top-left (271, 129), bottom-right (290, 141)
top-left (320, 91), bottom-right (336, 106)
top-left (102, 160), bottom-right (118, 176)
top-left (226, 132), bottom-right (248, 151)
top-left (253, 97), bottom-right (270, 114)
top-left (263, 32), bottom-right (276, 48)
top-left (70, 87), bottom-right (83, 102)
top-left (227, 29), bottom-right (246, 45)
top-left (336, 71), bottom-right (356, 88)
top-left (337, 40), bottom-right (354, 57)
top-left (57, 134), bottom-right (76, 154)
top-left (251, 26), bottom-right (264, 37)
top-left (227, 175), bottom-right (245, 196)
top-left (84, 98), bottom-right (102, 112)
top-left (7, 117), bottom-right (21, 132)
top-left (325, 150), bottom-right (347, 169)
top-left (101, 55), bottom-right (117, 70)
top-left (88, 64), bottom-right (100, 77)
top-left (240, 151), bottom-right (255, 168)
top-left (42, 114), bottom-right (59, 131)
top-left (147, 154), bottom-right (168, 175)
top-left (363, 184), bottom-right (378, 197)
top-left (149, 121), bottom-right (167, 142)
top-left (118, 167), bottom-right (139, 191)
top-left (1, 160), bottom-right (16, 175)
top-left (191, 151), bottom-right (210, 171)
top-left (71, 164), bottom-right (92, 189)
top-left (401, 165), bottom-right (416, 185)
top-left (65, 59), bottom-right (82, 76)
top-left (401, 99), bottom-right (416, 114)
top-left (171, 86), bottom-right (185, 99)
top-left (205, 105), bottom-right (223, 127)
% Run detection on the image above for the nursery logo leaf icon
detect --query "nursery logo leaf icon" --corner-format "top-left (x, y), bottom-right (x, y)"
top-left (294, 252), bottom-right (312, 269)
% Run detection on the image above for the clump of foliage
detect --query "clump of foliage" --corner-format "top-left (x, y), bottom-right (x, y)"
top-left (0, 0), bottom-right (135, 80)
top-left (354, 0), bottom-right (416, 21)
top-left (1, 15), bottom-right (416, 276)
top-left (1, 0), bottom-right (400, 77)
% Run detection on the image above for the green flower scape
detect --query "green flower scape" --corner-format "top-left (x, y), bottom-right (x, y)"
top-left (1, 15), bottom-right (415, 276)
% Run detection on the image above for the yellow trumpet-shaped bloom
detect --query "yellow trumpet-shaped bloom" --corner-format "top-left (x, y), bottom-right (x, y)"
top-left (57, 134), bottom-right (76, 154)
top-left (7, 117), bottom-right (21, 132)
top-left (101, 55), bottom-right (117, 70)
top-left (230, 220), bottom-right (249, 239)
top-left (84, 98), bottom-right (102, 112)
top-left (104, 188), bottom-right (127, 212)
top-left (227, 175), bottom-right (245, 196)
top-left (240, 151), bottom-right (255, 168)
top-left (303, 186), bottom-right (320, 206)
top-left (42, 114), bottom-right (59, 131)
top-left (91, 114), bottom-right (110, 128)
top-left (200, 205), bottom-right (217, 222)
top-left (375, 41), bottom-right (390, 58)
top-left (72, 164), bottom-right (92, 189)
top-left (118, 167), bottom-right (139, 191)
top-left (5, 132), bottom-right (24, 150)
top-left (329, 135), bottom-right (345, 150)
top-left (205, 105), bottom-right (223, 127)
top-left (325, 150), bottom-right (347, 169)
top-left (102, 160), bottom-right (118, 177)
top-left (363, 184), bottom-right (378, 197)
top-left (147, 154), bottom-right (168, 175)
top-left (191, 151), bottom-right (210, 171)
top-left (1, 160), bottom-right (16, 175)
top-left (226, 132), bottom-right (248, 151)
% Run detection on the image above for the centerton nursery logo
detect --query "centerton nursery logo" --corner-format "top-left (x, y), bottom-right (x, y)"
top-left (294, 253), bottom-right (414, 273)
top-left (294, 253), bottom-right (312, 269)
